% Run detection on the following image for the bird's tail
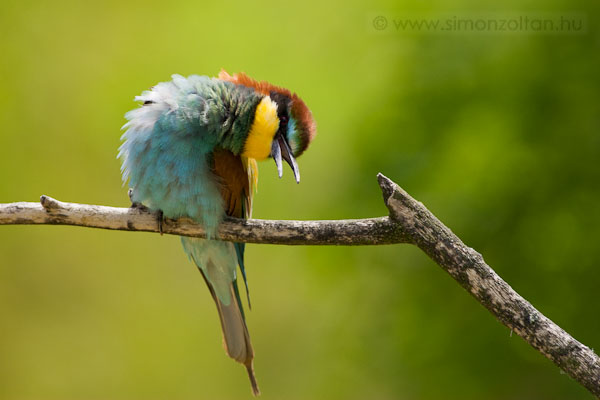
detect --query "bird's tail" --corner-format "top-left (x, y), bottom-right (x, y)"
top-left (201, 268), bottom-right (260, 396)
top-left (181, 237), bottom-right (260, 396)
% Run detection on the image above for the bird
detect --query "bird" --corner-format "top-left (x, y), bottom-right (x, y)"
top-left (118, 70), bottom-right (316, 395)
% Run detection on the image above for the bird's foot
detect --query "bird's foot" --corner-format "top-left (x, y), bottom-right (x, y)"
top-left (128, 189), bottom-right (165, 235)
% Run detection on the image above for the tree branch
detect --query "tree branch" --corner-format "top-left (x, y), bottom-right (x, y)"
top-left (377, 174), bottom-right (600, 398)
top-left (1, 174), bottom-right (598, 397)
top-left (0, 195), bottom-right (409, 245)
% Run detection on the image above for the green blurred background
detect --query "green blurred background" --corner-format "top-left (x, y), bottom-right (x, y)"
top-left (1, 0), bottom-right (599, 399)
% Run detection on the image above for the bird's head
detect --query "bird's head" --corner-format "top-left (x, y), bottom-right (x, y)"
top-left (218, 70), bottom-right (316, 183)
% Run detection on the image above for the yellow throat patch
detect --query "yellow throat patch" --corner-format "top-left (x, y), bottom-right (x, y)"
top-left (242, 96), bottom-right (279, 160)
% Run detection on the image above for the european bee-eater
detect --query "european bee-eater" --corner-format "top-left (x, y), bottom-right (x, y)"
top-left (118, 70), bottom-right (316, 395)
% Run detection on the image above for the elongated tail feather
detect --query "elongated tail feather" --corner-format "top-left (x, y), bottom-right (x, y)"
top-left (183, 237), bottom-right (260, 396)
top-left (198, 265), bottom-right (260, 395)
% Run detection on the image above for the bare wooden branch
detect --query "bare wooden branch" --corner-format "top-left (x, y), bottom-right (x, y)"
top-left (377, 173), bottom-right (600, 398)
top-left (0, 195), bottom-right (410, 245)
top-left (1, 175), bottom-right (598, 397)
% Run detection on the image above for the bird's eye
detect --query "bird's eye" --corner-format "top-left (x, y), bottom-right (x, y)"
top-left (280, 115), bottom-right (288, 124)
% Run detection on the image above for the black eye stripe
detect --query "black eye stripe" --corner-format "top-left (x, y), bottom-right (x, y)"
top-left (278, 115), bottom-right (289, 134)
top-left (269, 91), bottom-right (291, 134)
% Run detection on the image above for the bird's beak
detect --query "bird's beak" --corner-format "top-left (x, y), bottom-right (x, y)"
top-left (271, 134), bottom-right (300, 183)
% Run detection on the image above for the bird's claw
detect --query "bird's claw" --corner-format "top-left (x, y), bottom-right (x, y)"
top-left (128, 188), bottom-right (148, 211)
